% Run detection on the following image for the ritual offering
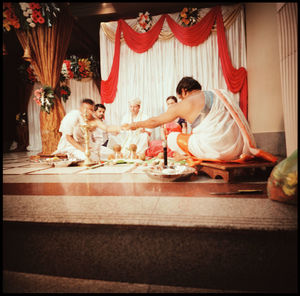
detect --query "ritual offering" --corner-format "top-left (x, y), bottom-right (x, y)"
top-left (113, 144), bottom-right (123, 159)
top-left (129, 144), bottom-right (138, 159)
top-left (144, 163), bottom-right (196, 181)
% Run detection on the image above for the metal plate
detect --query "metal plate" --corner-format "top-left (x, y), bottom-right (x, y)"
top-left (144, 166), bottom-right (196, 182)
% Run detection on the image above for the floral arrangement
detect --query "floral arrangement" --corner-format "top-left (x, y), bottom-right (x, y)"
top-left (60, 84), bottom-right (71, 103)
top-left (136, 11), bottom-right (152, 33)
top-left (33, 85), bottom-right (55, 114)
top-left (60, 59), bottom-right (74, 82)
top-left (18, 62), bottom-right (37, 84)
top-left (16, 112), bottom-right (27, 126)
top-left (3, 2), bottom-right (20, 31)
top-left (60, 55), bottom-right (99, 82)
top-left (179, 7), bottom-right (200, 27)
top-left (3, 2), bottom-right (60, 32)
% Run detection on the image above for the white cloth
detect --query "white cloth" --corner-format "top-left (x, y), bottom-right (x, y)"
top-left (107, 110), bottom-right (151, 157)
top-left (167, 90), bottom-right (253, 161)
top-left (100, 6), bottom-right (246, 141)
top-left (92, 119), bottom-right (109, 146)
top-left (53, 110), bottom-right (113, 161)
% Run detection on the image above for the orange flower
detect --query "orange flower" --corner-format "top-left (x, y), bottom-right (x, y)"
top-left (180, 12), bottom-right (187, 18)
top-left (3, 18), bottom-right (11, 31)
top-left (183, 18), bottom-right (190, 25)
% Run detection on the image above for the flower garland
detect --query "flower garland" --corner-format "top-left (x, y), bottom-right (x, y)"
top-left (60, 84), bottom-right (71, 103)
top-left (3, 2), bottom-right (60, 32)
top-left (33, 85), bottom-right (55, 114)
top-left (179, 7), bottom-right (200, 27)
top-left (136, 11), bottom-right (152, 33)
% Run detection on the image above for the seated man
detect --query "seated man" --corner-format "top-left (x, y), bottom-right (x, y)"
top-left (53, 98), bottom-right (120, 162)
top-left (107, 98), bottom-right (151, 158)
top-left (122, 77), bottom-right (277, 165)
top-left (91, 103), bottom-right (116, 159)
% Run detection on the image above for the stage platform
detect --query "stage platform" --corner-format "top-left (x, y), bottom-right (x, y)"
top-left (3, 152), bottom-right (297, 293)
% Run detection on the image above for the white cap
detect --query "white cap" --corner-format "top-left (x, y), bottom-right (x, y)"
top-left (129, 98), bottom-right (141, 106)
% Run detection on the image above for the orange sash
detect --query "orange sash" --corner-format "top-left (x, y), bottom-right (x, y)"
top-left (176, 90), bottom-right (277, 167)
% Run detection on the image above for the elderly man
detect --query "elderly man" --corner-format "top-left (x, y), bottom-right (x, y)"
top-left (108, 98), bottom-right (151, 158)
top-left (53, 99), bottom-right (119, 161)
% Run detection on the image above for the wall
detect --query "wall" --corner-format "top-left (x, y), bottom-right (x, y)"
top-left (245, 3), bottom-right (286, 156)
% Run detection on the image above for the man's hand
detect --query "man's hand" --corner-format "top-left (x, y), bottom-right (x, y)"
top-left (121, 123), bottom-right (135, 130)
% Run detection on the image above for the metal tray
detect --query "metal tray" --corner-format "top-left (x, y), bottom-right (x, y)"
top-left (144, 165), bottom-right (196, 181)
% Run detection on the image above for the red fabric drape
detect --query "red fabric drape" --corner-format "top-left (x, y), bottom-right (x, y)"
top-left (215, 6), bottom-right (248, 119)
top-left (100, 21), bottom-right (121, 103)
top-left (121, 15), bottom-right (166, 53)
top-left (165, 6), bottom-right (218, 46)
top-left (100, 5), bottom-right (249, 119)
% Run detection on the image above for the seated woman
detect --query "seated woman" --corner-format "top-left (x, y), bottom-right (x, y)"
top-left (145, 96), bottom-right (187, 158)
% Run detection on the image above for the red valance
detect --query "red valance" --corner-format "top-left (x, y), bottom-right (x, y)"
top-left (100, 5), bottom-right (248, 119)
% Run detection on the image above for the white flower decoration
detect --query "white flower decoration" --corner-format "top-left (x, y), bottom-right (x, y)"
top-left (19, 2), bottom-right (30, 11)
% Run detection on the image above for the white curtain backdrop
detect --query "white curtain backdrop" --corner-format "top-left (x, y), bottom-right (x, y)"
top-left (100, 5), bottom-right (247, 139)
top-left (62, 78), bottom-right (101, 113)
top-left (27, 81), bottom-right (42, 152)
top-left (27, 79), bottom-right (101, 151)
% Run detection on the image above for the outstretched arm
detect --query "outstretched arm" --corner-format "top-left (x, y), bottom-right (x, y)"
top-left (90, 118), bottom-right (121, 133)
top-left (123, 104), bottom-right (181, 130)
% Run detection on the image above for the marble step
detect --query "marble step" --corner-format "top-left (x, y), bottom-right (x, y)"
top-left (3, 270), bottom-right (254, 293)
top-left (3, 219), bottom-right (297, 293)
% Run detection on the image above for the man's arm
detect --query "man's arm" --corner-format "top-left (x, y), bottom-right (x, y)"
top-left (123, 104), bottom-right (180, 130)
top-left (90, 118), bottom-right (121, 133)
top-left (66, 134), bottom-right (85, 152)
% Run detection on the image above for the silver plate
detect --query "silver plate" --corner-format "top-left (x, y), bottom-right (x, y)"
top-left (144, 166), bottom-right (196, 182)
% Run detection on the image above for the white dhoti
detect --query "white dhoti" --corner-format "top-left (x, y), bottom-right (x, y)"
top-left (53, 110), bottom-right (113, 162)
top-left (108, 130), bottom-right (149, 158)
top-left (167, 89), bottom-right (277, 163)
top-left (107, 110), bottom-right (151, 158)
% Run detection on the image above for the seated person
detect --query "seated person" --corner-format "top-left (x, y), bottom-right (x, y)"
top-left (53, 98), bottom-right (120, 162)
top-left (122, 77), bottom-right (277, 165)
top-left (90, 103), bottom-right (116, 159)
top-left (145, 96), bottom-right (187, 158)
top-left (107, 98), bottom-right (151, 158)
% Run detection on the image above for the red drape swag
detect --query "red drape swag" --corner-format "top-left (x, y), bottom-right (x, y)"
top-left (100, 5), bottom-right (248, 119)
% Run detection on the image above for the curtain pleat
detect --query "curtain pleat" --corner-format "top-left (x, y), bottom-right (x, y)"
top-left (16, 5), bottom-right (74, 155)
top-left (100, 5), bottom-right (248, 119)
top-left (277, 3), bottom-right (298, 156)
top-left (100, 5), bottom-right (247, 140)
top-left (165, 7), bottom-right (218, 46)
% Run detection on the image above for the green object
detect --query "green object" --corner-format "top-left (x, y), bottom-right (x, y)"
top-left (267, 149), bottom-right (297, 204)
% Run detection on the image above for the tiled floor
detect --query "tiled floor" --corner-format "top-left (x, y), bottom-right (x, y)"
top-left (3, 151), bottom-right (298, 293)
top-left (3, 151), bottom-right (297, 230)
